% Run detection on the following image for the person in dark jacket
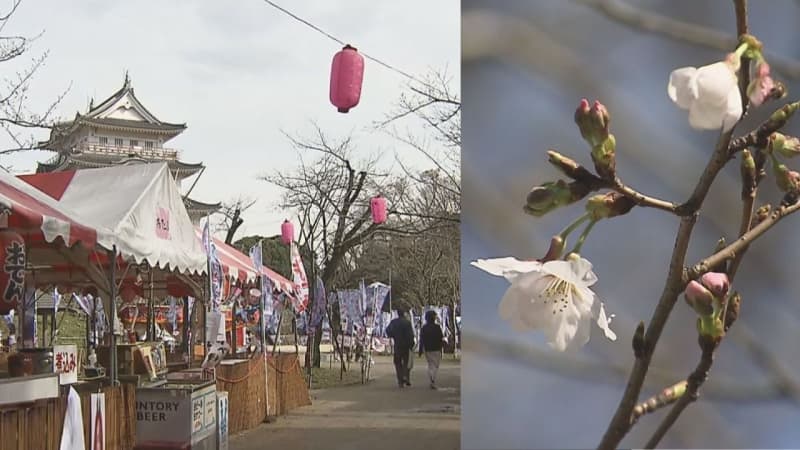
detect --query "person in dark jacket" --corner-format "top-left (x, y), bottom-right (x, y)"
top-left (385, 308), bottom-right (415, 388)
top-left (419, 310), bottom-right (446, 389)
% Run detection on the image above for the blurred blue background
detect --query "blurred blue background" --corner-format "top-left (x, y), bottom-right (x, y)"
top-left (461, 1), bottom-right (800, 448)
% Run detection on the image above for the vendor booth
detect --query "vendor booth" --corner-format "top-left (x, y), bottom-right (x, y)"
top-left (4, 162), bottom-right (311, 447)
top-left (19, 163), bottom-right (216, 449)
top-left (0, 166), bottom-right (142, 449)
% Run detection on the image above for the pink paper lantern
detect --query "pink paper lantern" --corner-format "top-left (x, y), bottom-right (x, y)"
top-left (330, 44), bottom-right (364, 113)
top-left (281, 220), bottom-right (294, 245)
top-left (370, 195), bottom-right (387, 224)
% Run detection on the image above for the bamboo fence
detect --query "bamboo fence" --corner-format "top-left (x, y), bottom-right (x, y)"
top-left (215, 353), bottom-right (311, 434)
top-left (0, 383), bottom-right (136, 450)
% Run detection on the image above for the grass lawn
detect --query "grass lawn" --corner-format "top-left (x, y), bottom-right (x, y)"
top-left (309, 364), bottom-right (363, 389)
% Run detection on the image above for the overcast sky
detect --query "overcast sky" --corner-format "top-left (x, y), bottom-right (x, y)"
top-left (0, 0), bottom-right (460, 238)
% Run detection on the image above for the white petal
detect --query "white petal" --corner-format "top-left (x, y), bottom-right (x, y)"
top-left (498, 272), bottom-right (553, 330)
top-left (668, 66), bottom-right (698, 109)
top-left (572, 286), bottom-right (596, 314)
top-left (569, 256), bottom-right (598, 287)
top-left (721, 86), bottom-right (743, 132)
top-left (688, 97), bottom-right (726, 130)
top-left (471, 257), bottom-right (542, 281)
top-left (594, 302), bottom-right (617, 341)
top-left (541, 260), bottom-right (576, 283)
top-left (695, 61), bottom-right (738, 104)
top-left (545, 309), bottom-right (588, 352)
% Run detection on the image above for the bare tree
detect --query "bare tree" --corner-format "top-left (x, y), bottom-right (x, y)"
top-left (262, 124), bottom-right (405, 367)
top-left (0, 0), bottom-right (69, 165)
top-left (214, 196), bottom-right (257, 244)
top-left (377, 69), bottom-right (461, 203)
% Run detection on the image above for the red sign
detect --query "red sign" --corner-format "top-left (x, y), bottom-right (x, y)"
top-left (0, 230), bottom-right (25, 315)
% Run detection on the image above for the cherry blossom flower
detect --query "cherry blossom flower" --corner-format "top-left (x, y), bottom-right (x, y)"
top-left (667, 54), bottom-right (742, 132)
top-left (471, 254), bottom-right (616, 351)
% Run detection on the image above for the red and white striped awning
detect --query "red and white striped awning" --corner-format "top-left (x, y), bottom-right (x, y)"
top-left (0, 169), bottom-right (103, 249)
top-left (193, 228), bottom-right (295, 295)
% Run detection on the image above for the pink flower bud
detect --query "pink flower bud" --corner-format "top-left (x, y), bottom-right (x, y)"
top-left (590, 101), bottom-right (610, 132)
top-left (748, 60), bottom-right (776, 107)
top-left (574, 98), bottom-right (610, 147)
top-left (700, 272), bottom-right (730, 298)
top-left (684, 280), bottom-right (714, 316)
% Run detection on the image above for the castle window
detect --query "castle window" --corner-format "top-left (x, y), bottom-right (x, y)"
top-left (114, 138), bottom-right (124, 147)
top-left (130, 140), bottom-right (138, 147)
top-left (99, 137), bottom-right (108, 145)
top-left (145, 141), bottom-right (154, 149)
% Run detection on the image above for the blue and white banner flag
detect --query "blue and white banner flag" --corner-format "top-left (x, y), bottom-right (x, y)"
top-left (310, 277), bottom-right (326, 329)
top-left (202, 217), bottom-right (223, 311)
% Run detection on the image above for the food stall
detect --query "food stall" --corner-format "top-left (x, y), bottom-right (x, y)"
top-left (0, 166), bottom-right (144, 449)
top-left (20, 163), bottom-right (212, 448)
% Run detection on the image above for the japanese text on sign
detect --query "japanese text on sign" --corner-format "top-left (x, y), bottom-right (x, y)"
top-left (53, 344), bottom-right (78, 384)
top-left (3, 239), bottom-right (25, 303)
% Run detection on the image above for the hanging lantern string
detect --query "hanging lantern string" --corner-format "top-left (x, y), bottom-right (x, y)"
top-left (261, 0), bottom-right (427, 86)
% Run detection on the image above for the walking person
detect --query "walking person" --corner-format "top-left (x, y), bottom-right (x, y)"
top-left (419, 310), bottom-right (446, 389)
top-left (385, 308), bottom-right (414, 388)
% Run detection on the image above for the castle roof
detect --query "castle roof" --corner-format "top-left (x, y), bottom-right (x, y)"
top-left (43, 74), bottom-right (187, 148)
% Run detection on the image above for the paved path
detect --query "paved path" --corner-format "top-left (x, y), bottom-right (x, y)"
top-left (229, 355), bottom-right (460, 450)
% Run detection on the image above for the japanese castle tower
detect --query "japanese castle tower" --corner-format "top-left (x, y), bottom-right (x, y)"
top-left (37, 73), bottom-right (220, 223)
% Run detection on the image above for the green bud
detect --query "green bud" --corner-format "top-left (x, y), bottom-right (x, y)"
top-left (772, 161), bottom-right (799, 193)
top-left (524, 180), bottom-right (573, 217)
top-left (591, 135), bottom-right (616, 180)
top-left (769, 132), bottom-right (800, 158)
top-left (741, 149), bottom-right (757, 197)
top-left (585, 192), bottom-right (635, 220)
top-left (739, 34), bottom-right (763, 52)
top-left (768, 101), bottom-right (800, 124)
top-left (697, 315), bottom-right (725, 338)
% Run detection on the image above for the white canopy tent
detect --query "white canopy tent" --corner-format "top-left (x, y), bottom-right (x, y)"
top-left (20, 163), bottom-right (207, 276)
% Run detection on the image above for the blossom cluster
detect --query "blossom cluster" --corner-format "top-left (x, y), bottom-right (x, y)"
top-left (472, 36), bottom-right (786, 351)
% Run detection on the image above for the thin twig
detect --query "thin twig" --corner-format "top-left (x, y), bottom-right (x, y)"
top-left (689, 200), bottom-right (800, 279)
top-left (644, 336), bottom-right (720, 448)
top-left (547, 150), bottom-right (680, 214)
top-left (630, 380), bottom-right (688, 426)
top-left (572, 0), bottom-right (800, 79)
top-left (610, 178), bottom-right (679, 213)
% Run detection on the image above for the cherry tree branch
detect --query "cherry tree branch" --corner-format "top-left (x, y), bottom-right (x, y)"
top-left (645, 336), bottom-right (720, 448)
top-left (596, 129), bottom-right (733, 450)
top-left (688, 199), bottom-right (800, 279)
top-left (547, 150), bottom-right (680, 214)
